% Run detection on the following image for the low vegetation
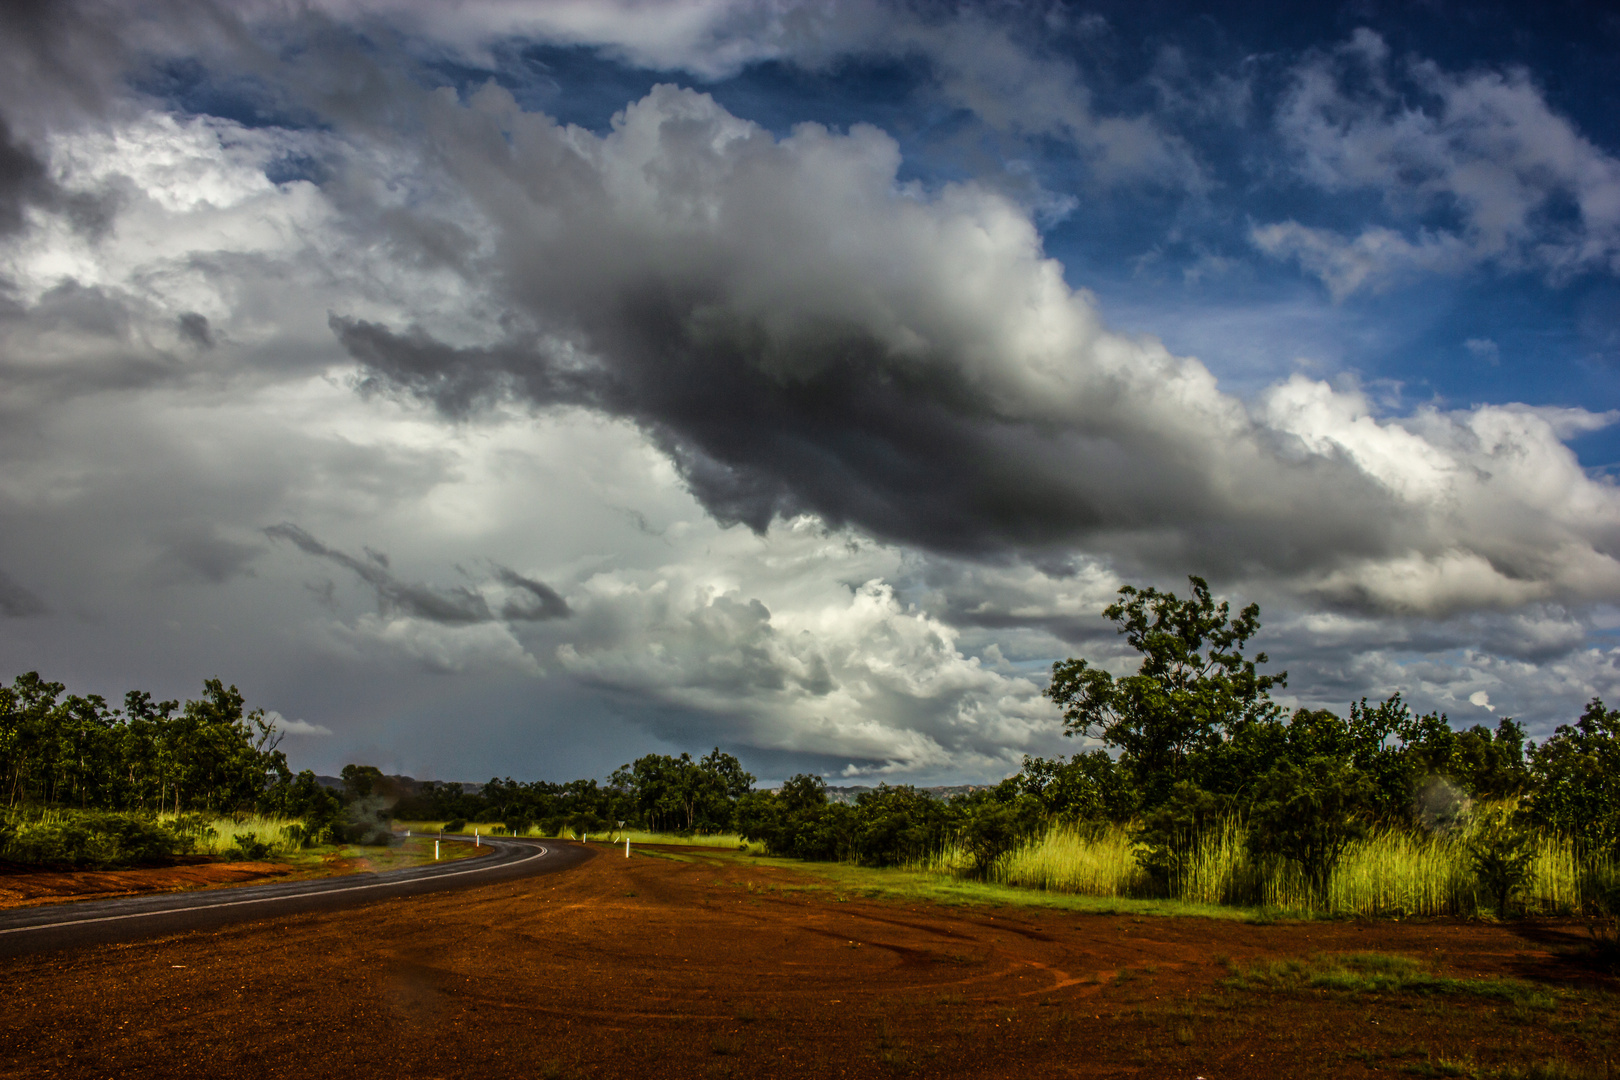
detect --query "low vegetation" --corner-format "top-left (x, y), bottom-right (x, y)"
top-left (731, 577), bottom-right (1620, 921)
top-left (10, 576), bottom-right (1619, 921)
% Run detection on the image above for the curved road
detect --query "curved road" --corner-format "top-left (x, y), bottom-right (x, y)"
top-left (0, 835), bottom-right (594, 958)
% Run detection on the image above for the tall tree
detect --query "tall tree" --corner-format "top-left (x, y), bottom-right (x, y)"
top-left (1044, 576), bottom-right (1286, 805)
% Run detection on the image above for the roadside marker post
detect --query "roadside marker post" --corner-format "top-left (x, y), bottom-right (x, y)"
top-left (625, 837), bottom-right (630, 858)
top-left (435, 840), bottom-right (439, 860)
top-left (475, 829), bottom-right (479, 847)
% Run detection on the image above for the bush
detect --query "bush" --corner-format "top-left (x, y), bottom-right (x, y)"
top-left (1246, 757), bottom-right (1372, 904)
top-left (0, 808), bottom-right (192, 868)
top-left (958, 796), bottom-right (1045, 879)
top-left (1469, 808), bottom-right (1537, 917)
top-left (443, 818), bottom-right (467, 833)
top-left (228, 832), bottom-right (277, 861)
top-left (1132, 782), bottom-right (1229, 893)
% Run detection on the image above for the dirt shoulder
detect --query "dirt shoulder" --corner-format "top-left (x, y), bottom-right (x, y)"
top-left (0, 837), bottom-right (488, 910)
top-left (0, 844), bottom-right (1613, 1079)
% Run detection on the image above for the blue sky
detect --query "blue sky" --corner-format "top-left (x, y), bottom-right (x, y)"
top-left (2, 0), bottom-right (1619, 785)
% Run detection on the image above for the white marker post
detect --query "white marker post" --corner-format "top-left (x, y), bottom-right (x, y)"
top-left (435, 840), bottom-right (440, 860)
top-left (475, 829), bottom-right (479, 847)
top-left (625, 836), bottom-right (630, 858)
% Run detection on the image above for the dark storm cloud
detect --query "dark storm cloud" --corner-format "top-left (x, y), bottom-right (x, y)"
top-left (177, 312), bottom-right (214, 349)
top-left (152, 525), bottom-right (262, 585)
top-left (266, 522), bottom-right (494, 624)
top-left (331, 311), bottom-right (1394, 577)
top-left (493, 566), bottom-right (571, 621)
top-left (265, 523), bottom-right (570, 625)
top-left (0, 568), bottom-right (47, 618)
top-left (0, 115), bottom-right (111, 239)
top-left (0, 117), bottom-right (52, 236)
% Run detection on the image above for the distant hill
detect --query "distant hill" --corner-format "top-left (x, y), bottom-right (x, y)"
top-left (314, 774), bottom-right (482, 795)
top-left (822, 784), bottom-right (997, 805)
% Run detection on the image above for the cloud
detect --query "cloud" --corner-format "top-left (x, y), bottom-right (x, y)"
top-left (266, 522), bottom-right (496, 623)
top-left (265, 523), bottom-right (572, 631)
top-left (2, 3), bottom-right (1618, 780)
top-left (152, 523), bottom-right (262, 584)
top-left (264, 710), bottom-right (333, 736)
top-left (330, 83), bottom-right (1620, 617)
top-left (556, 559), bottom-right (1058, 774)
top-left (494, 565), bottom-right (571, 621)
top-left (0, 567), bottom-right (47, 617)
top-left (293, 0), bottom-right (1196, 192)
top-left (1255, 29), bottom-right (1620, 294)
top-left (337, 614), bottom-right (544, 675)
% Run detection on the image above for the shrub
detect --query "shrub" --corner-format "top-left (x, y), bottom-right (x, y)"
top-left (228, 832), bottom-right (277, 861)
top-left (1469, 809), bottom-right (1537, 917)
top-left (1247, 757), bottom-right (1372, 904)
top-left (0, 808), bottom-right (191, 868)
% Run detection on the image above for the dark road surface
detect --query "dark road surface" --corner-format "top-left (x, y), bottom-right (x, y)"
top-left (0, 836), bottom-right (594, 958)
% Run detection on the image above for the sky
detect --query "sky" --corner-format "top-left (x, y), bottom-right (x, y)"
top-left (2, 0), bottom-right (1620, 787)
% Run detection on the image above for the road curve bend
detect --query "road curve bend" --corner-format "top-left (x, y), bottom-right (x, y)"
top-left (0, 835), bottom-right (594, 958)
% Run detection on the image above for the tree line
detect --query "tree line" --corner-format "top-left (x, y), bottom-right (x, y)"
top-left (0, 672), bottom-right (340, 828)
top-left (385, 748), bottom-right (756, 837)
top-left (8, 575), bottom-right (1617, 900)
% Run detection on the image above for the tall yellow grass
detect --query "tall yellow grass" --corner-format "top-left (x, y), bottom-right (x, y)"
top-left (921, 816), bottom-right (1615, 917)
top-left (160, 813), bottom-right (307, 857)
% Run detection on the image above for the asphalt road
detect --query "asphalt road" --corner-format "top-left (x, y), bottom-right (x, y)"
top-left (0, 835), bottom-right (595, 958)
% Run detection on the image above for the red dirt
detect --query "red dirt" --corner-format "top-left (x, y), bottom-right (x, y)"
top-left (0, 858), bottom-right (297, 909)
top-left (0, 845), bottom-right (1614, 1078)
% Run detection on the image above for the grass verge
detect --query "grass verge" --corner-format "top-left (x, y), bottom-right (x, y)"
top-left (1222, 952), bottom-right (1561, 1007)
top-left (643, 846), bottom-right (1269, 920)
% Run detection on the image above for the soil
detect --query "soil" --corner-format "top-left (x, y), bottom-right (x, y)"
top-left (0, 844), bottom-right (1614, 1079)
top-left (0, 839), bottom-right (481, 910)
top-left (0, 857), bottom-right (301, 908)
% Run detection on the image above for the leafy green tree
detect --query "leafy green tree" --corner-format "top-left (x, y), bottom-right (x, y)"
top-left (1045, 576), bottom-right (1286, 806)
top-left (847, 785), bottom-right (951, 867)
top-left (1131, 781), bottom-right (1231, 892)
top-left (1451, 719), bottom-right (1529, 801)
top-left (735, 774), bottom-right (841, 858)
top-left (1246, 757), bottom-right (1373, 904)
top-left (1015, 751), bottom-right (1137, 823)
top-left (611, 749), bottom-right (755, 833)
top-left (1468, 807), bottom-right (1537, 917)
top-left (956, 791), bottom-right (1045, 879)
top-left (1523, 698), bottom-right (1620, 857)
top-left (341, 764), bottom-right (386, 801)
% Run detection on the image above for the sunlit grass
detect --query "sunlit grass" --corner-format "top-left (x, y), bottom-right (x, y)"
top-left (657, 846), bottom-right (1259, 919)
top-left (912, 813), bottom-right (1612, 917)
top-left (162, 813), bottom-right (304, 858)
top-left (1222, 952), bottom-right (1560, 1008)
top-left (611, 830), bottom-right (746, 848)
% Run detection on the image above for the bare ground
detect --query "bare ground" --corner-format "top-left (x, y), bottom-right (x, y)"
top-left (0, 839), bottom-right (485, 910)
top-left (0, 844), bottom-right (1613, 1079)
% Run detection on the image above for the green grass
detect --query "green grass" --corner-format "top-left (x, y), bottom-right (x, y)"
top-left (167, 813), bottom-right (305, 858)
top-left (915, 815), bottom-right (1617, 918)
top-left (652, 847), bottom-right (1264, 920)
top-left (1221, 952), bottom-right (1559, 1007)
top-left (274, 835), bottom-right (484, 873)
top-left (612, 830), bottom-right (746, 848)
